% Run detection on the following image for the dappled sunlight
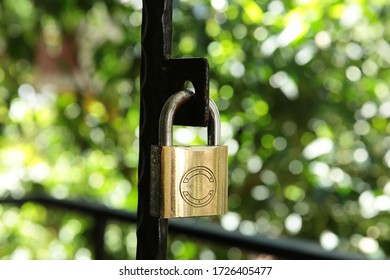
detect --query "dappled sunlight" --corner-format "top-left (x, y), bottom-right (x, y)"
top-left (320, 230), bottom-right (339, 251)
top-left (221, 212), bottom-right (241, 232)
top-left (284, 213), bottom-right (302, 235)
top-left (303, 138), bottom-right (334, 160)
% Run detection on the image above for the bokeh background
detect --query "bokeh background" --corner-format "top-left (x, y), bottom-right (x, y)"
top-left (1, 0), bottom-right (390, 259)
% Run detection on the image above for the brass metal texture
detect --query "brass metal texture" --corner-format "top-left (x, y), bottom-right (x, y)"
top-left (150, 90), bottom-right (228, 219)
top-left (151, 145), bottom-right (228, 218)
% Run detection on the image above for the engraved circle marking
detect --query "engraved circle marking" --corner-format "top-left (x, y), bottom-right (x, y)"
top-left (180, 166), bottom-right (217, 208)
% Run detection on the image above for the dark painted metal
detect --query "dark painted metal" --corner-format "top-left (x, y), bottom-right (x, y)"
top-left (137, 0), bottom-right (169, 260)
top-left (166, 58), bottom-right (209, 126)
top-left (93, 215), bottom-right (106, 260)
top-left (137, 0), bottom-right (209, 259)
top-left (0, 195), bottom-right (137, 221)
top-left (0, 196), bottom-right (370, 260)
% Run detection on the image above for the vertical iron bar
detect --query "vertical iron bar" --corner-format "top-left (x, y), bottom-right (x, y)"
top-left (93, 215), bottom-right (106, 260)
top-left (137, 0), bottom-right (209, 260)
top-left (136, 0), bottom-right (172, 259)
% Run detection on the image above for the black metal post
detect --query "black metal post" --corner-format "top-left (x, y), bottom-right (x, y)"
top-left (137, 0), bottom-right (210, 259)
top-left (93, 215), bottom-right (106, 260)
top-left (136, 0), bottom-right (171, 260)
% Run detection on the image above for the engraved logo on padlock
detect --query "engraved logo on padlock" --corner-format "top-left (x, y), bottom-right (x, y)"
top-left (180, 166), bottom-right (216, 207)
top-left (150, 90), bottom-right (228, 218)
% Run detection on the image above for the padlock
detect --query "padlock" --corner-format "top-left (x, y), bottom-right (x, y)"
top-left (150, 90), bottom-right (228, 218)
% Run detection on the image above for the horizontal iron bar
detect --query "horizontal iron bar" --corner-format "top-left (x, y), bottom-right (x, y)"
top-left (0, 195), bottom-right (370, 260)
top-left (168, 219), bottom-right (368, 260)
top-left (0, 195), bottom-right (138, 222)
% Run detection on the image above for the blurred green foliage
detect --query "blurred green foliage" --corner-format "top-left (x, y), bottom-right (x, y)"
top-left (1, 0), bottom-right (390, 259)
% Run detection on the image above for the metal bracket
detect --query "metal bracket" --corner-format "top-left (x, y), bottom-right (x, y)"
top-left (165, 58), bottom-right (209, 126)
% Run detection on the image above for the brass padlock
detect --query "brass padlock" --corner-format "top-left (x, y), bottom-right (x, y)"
top-left (150, 90), bottom-right (228, 218)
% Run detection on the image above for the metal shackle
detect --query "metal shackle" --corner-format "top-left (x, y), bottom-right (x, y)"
top-left (159, 90), bottom-right (221, 146)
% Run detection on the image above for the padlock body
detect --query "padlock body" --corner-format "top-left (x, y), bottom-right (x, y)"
top-left (151, 145), bottom-right (228, 218)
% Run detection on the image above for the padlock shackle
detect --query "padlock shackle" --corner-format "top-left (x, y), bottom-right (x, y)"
top-left (208, 97), bottom-right (221, 146)
top-left (159, 90), bottom-right (221, 146)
